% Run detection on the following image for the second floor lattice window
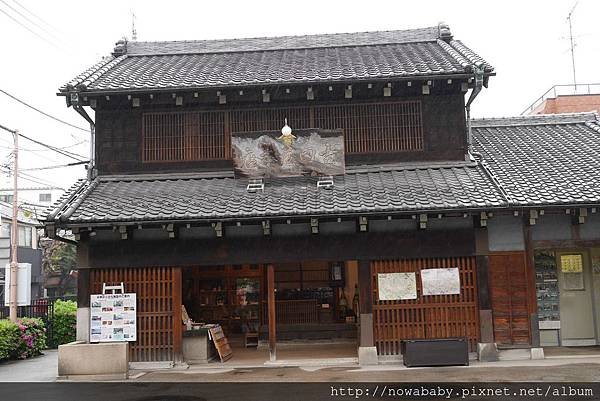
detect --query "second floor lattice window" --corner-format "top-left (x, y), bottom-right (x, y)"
top-left (141, 100), bottom-right (423, 162)
top-left (142, 112), bottom-right (226, 162)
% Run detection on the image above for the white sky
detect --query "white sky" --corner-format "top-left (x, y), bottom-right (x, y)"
top-left (0, 0), bottom-right (598, 189)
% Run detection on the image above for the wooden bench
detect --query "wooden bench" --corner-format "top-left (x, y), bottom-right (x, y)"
top-left (401, 338), bottom-right (469, 367)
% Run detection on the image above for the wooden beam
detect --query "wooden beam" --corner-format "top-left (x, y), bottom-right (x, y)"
top-left (267, 263), bottom-right (276, 361)
top-left (86, 229), bottom-right (477, 268)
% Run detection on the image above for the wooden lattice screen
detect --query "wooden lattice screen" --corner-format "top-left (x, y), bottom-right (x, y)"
top-left (141, 101), bottom-right (423, 162)
top-left (488, 252), bottom-right (531, 345)
top-left (142, 112), bottom-right (226, 162)
top-left (89, 267), bottom-right (182, 362)
top-left (372, 257), bottom-right (479, 355)
top-left (315, 101), bottom-right (423, 153)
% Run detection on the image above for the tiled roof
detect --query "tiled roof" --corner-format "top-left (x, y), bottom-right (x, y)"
top-left (44, 164), bottom-right (505, 226)
top-left (61, 25), bottom-right (493, 94)
top-left (472, 112), bottom-right (600, 206)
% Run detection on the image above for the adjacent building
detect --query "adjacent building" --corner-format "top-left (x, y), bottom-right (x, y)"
top-left (43, 24), bottom-right (600, 366)
top-left (0, 201), bottom-right (43, 302)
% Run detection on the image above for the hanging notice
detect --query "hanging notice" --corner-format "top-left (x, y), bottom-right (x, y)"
top-left (421, 268), bottom-right (461, 296)
top-left (377, 273), bottom-right (417, 300)
top-left (560, 254), bottom-right (583, 273)
top-left (90, 293), bottom-right (137, 342)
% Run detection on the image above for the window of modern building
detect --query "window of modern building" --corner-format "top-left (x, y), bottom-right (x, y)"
top-left (18, 225), bottom-right (32, 247)
top-left (39, 193), bottom-right (52, 202)
top-left (0, 195), bottom-right (13, 203)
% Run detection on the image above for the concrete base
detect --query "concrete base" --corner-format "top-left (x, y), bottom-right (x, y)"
top-left (477, 342), bottom-right (499, 362)
top-left (358, 346), bottom-right (378, 365)
top-left (498, 348), bottom-right (533, 361)
top-left (530, 347), bottom-right (545, 360)
top-left (58, 341), bottom-right (129, 379)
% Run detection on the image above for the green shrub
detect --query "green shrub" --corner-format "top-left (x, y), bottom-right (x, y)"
top-left (53, 300), bottom-right (77, 346)
top-left (15, 317), bottom-right (46, 359)
top-left (0, 320), bottom-right (19, 360)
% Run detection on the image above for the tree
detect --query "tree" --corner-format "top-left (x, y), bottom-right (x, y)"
top-left (40, 239), bottom-right (77, 297)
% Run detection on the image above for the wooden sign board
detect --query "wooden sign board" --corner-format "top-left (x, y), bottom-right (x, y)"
top-left (232, 128), bottom-right (345, 178)
top-left (209, 325), bottom-right (233, 362)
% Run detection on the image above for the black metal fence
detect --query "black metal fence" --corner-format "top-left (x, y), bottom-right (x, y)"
top-left (0, 297), bottom-right (77, 348)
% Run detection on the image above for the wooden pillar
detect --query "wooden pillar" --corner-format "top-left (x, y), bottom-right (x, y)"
top-left (475, 226), bottom-right (493, 344)
top-left (172, 267), bottom-right (183, 362)
top-left (77, 269), bottom-right (90, 308)
top-left (358, 259), bottom-right (374, 347)
top-left (524, 225), bottom-right (541, 347)
top-left (267, 263), bottom-right (276, 361)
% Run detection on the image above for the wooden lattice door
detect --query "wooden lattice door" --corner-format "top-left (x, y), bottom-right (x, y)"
top-left (90, 267), bottom-right (182, 362)
top-left (372, 257), bottom-right (479, 355)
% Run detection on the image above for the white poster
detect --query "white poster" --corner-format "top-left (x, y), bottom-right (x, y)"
top-left (421, 268), bottom-right (461, 296)
top-left (377, 272), bottom-right (417, 300)
top-left (90, 293), bottom-right (137, 342)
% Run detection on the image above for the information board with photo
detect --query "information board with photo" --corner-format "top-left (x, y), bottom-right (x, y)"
top-left (90, 293), bottom-right (137, 342)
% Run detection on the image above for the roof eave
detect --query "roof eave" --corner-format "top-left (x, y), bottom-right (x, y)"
top-left (58, 72), bottom-right (495, 97)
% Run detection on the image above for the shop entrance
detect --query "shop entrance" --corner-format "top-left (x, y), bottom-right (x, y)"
top-left (181, 261), bottom-right (358, 364)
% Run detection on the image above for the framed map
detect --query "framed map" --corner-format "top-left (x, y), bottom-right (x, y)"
top-left (377, 273), bottom-right (417, 301)
top-left (421, 268), bottom-right (461, 296)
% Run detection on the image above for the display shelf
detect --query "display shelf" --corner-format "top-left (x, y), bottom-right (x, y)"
top-left (535, 251), bottom-right (560, 324)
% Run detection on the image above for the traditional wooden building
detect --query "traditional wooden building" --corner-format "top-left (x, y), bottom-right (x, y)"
top-left (44, 24), bottom-right (600, 366)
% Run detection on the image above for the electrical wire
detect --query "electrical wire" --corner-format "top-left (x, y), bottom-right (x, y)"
top-left (0, 121), bottom-right (87, 161)
top-left (0, 6), bottom-right (62, 50)
top-left (21, 161), bottom-right (88, 171)
top-left (0, 89), bottom-right (88, 132)
top-left (10, 0), bottom-right (63, 36)
top-left (0, 0), bottom-right (64, 44)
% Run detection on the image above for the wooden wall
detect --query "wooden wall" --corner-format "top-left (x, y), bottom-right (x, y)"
top-left (371, 257), bottom-right (479, 355)
top-left (89, 267), bottom-right (182, 362)
top-left (488, 252), bottom-right (532, 345)
top-left (95, 94), bottom-right (466, 175)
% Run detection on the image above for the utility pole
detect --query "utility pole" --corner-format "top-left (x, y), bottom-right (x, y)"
top-left (131, 11), bottom-right (137, 41)
top-left (567, 1), bottom-right (578, 90)
top-left (0, 123), bottom-right (18, 322)
top-left (9, 129), bottom-right (18, 322)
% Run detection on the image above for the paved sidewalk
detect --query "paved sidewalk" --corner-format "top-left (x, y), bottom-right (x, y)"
top-left (0, 350), bottom-right (57, 382)
top-left (131, 355), bottom-right (600, 382)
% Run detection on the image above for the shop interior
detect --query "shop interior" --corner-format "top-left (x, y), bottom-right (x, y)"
top-left (181, 261), bottom-right (359, 363)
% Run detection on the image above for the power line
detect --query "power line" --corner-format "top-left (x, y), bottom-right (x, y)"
top-left (0, 0), bottom-right (64, 44)
top-left (0, 123), bottom-right (16, 134)
top-left (0, 121), bottom-right (87, 161)
top-left (10, 0), bottom-right (63, 36)
top-left (0, 89), bottom-right (88, 132)
top-left (0, 166), bottom-right (64, 189)
top-left (17, 131), bottom-right (87, 161)
top-left (0, 5), bottom-right (62, 50)
top-left (21, 160), bottom-right (88, 171)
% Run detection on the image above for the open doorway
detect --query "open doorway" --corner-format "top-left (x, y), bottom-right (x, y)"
top-left (180, 261), bottom-right (358, 365)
